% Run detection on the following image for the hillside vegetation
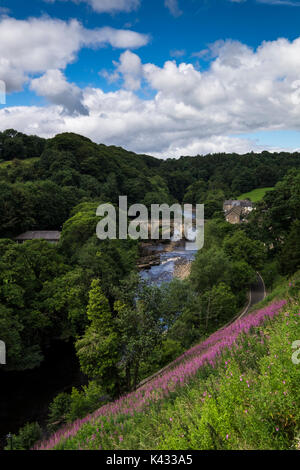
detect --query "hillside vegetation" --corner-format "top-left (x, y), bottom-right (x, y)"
top-left (238, 187), bottom-right (275, 202)
top-left (1, 129), bottom-right (300, 237)
top-left (34, 274), bottom-right (300, 450)
top-left (1, 129), bottom-right (300, 450)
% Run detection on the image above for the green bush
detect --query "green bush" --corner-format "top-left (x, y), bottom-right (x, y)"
top-left (48, 393), bottom-right (72, 432)
top-left (5, 422), bottom-right (42, 450)
top-left (48, 382), bottom-right (107, 432)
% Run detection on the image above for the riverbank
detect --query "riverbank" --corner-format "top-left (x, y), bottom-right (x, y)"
top-left (174, 260), bottom-right (192, 280)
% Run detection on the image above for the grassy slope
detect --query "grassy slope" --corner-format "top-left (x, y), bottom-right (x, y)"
top-left (0, 157), bottom-right (39, 168)
top-left (36, 275), bottom-right (300, 451)
top-left (238, 187), bottom-right (275, 203)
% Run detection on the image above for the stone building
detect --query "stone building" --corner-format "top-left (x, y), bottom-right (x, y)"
top-left (223, 200), bottom-right (253, 224)
top-left (15, 231), bottom-right (61, 244)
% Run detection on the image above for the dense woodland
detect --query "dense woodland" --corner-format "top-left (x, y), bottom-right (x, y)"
top-left (0, 129), bottom-right (300, 449)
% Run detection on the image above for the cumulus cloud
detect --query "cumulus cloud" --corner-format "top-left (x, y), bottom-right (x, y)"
top-left (0, 17), bottom-right (149, 92)
top-left (3, 36), bottom-right (300, 158)
top-left (164, 0), bottom-right (183, 17)
top-left (30, 69), bottom-right (88, 115)
top-left (103, 50), bottom-right (143, 90)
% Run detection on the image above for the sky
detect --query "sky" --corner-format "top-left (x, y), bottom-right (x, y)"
top-left (1, 0), bottom-right (300, 158)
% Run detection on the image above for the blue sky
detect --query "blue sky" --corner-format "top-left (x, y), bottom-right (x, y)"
top-left (1, 0), bottom-right (300, 157)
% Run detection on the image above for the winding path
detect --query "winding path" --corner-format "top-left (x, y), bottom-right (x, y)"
top-left (239, 272), bottom-right (266, 319)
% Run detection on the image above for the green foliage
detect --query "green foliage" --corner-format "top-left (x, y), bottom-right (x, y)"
top-left (1, 131), bottom-right (300, 446)
top-left (190, 248), bottom-right (232, 294)
top-left (249, 169), bottom-right (300, 253)
top-left (75, 280), bottom-right (120, 392)
top-left (280, 219), bottom-right (300, 275)
top-left (183, 179), bottom-right (207, 204)
top-left (5, 422), bottom-right (42, 450)
top-left (48, 382), bottom-right (107, 431)
top-left (0, 239), bottom-right (68, 370)
top-left (200, 282), bottom-right (237, 328)
top-left (261, 259), bottom-right (282, 289)
top-left (66, 382), bottom-right (106, 423)
top-left (223, 229), bottom-right (266, 270)
top-left (59, 202), bottom-right (100, 258)
top-left (48, 393), bottom-right (72, 432)
top-left (0, 129), bottom-right (45, 162)
top-left (203, 219), bottom-right (236, 250)
top-left (143, 176), bottom-right (174, 207)
top-left (53, 291), bottom-right (300, 451)
top-left (40, 267), bottom-right (90, 338)
top-left (115, 282), bottom-right (168, 390)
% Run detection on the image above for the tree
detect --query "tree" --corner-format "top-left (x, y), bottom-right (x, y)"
top-left (47, 393), bottom-right (72, 432)
top-left (183, 179), bottom-right (207, 205)
top-left (201, 283), bottom-right (237, 329)
top-left (248, 170), bottom-right (300, 252)
top-left (112, 276), bottom-right (180, 390)
top-left (203, 219), bottom-right (236, 251)
top-left (40, 267), bottom-right (89, 339)
top-left (280, 220), bottom-right (300, 275)
top-left (228, 260), bottom-right (256, 294)
top-left (59, 202), bottom-right (100, 259)
top-left (190, 248), bottom-right (232, 294)
top-left (75, 280), bottom-right (120, 394)
top-left (223, 230), bottom-right (266, 271)
top-left (0, 239), bottom-right (68, 370)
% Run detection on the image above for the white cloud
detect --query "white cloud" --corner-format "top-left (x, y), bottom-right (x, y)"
top-left (170, 49), bottom-right (186, 58)
top-left (30, 69), bottom-right (88, 115)
top-left (3, 36), bottom-right (300, 158)
top-left (81, 0), bottom-right (140, 13)
top-left (0, 17), bottom-right (149, 92)
top-left (0, 7), bottom-right (10, 15)
top-left (256, 0), bottom-right (300, 5)
top-left (230, 0), bottom-right (300, 4)
top-left (105, 50), bottom-right (143, 90)
top-left (45, 0), bottom-right (141, 13)
top-left (164, 0), bottom-right (183, 17)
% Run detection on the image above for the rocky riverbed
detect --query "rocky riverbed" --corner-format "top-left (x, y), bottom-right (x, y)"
top-left (138, 240), bottom-right (197, 285)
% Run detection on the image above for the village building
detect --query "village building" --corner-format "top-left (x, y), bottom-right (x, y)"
top-left (15, 231), bottom-right (61, 244)
top-left (223, 200), bottom-right (253, 224)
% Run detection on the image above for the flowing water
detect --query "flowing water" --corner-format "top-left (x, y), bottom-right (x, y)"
top-left (140, 241), bottom-right (197, 285)
top-left (140, 209), bottom-right (199, 285)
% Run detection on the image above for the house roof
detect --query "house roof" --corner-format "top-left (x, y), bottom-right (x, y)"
top-left (15, 231), bottom-right (61, 241)
top-left (225, 206), bottom-right (242, 218)
top-left (224, 200), bottom-right (253, 208)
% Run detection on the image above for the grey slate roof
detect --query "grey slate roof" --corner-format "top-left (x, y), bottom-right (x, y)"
top-left (224, 200), bottom-right (253, 208)
top-left (15, 231), bottom-right (61, 241)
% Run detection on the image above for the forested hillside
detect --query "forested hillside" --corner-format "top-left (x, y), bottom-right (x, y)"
top-left (0, 129), bottom-right (300, 450)
top-left (34, 276), bottom-right (300, 451)
top-left (1, 129), bottom-right (300, 236)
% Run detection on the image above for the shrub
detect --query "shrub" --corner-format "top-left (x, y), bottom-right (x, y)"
top-left (5, 422), bottom-right (42, 450)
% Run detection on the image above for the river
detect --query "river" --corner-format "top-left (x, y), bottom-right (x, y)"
top-left (139, 208), bottom-right (199, 285)
top-left (140, 240), bottom-right (197, 285)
